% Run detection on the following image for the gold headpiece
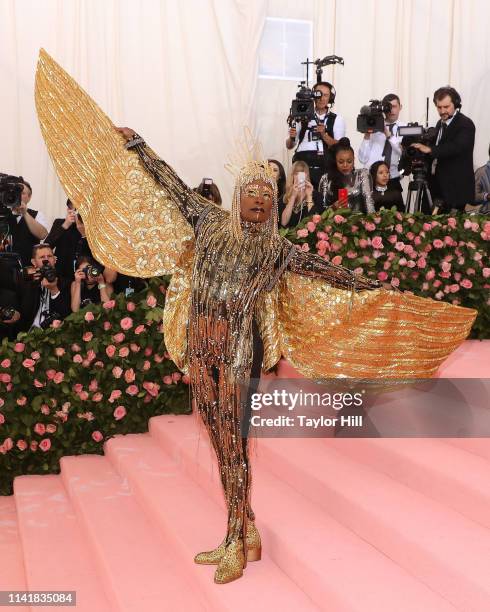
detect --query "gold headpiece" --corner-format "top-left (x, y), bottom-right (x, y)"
top-left (226, 129), bottom-right (279, 243)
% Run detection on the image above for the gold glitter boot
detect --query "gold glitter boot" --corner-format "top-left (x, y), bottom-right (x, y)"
top-left (194, 522), bottom-right (261, 564)
top-left (214, 540), bottom-right (245, 584)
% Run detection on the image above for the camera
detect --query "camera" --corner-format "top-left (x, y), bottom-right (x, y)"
top-left (0, 306), bottom-right (16, 322)
top-left (84, 264), bottom-right (102, 280)
top-left (38, 259), bottom-right (58, 283)
top-left (398, 123), bottom-right (437, 178)
top-left (288, 82), bottom-right (322, 125)
top-left (201, 178), bottom-right (213, 199)
top-left (39, 311), bottom-right (61, 330)
top-left (0, 174), bottom-right (24, 211)
top-left (356, 100), bottom-right (392, 133)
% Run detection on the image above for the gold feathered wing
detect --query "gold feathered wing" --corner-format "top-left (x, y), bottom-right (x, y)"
top-left (35, 48), bottom-right (193, 277)
top-left (276, 273), bottom-right (476, 378)
top-left (35, 49), bottom-right (477, 378)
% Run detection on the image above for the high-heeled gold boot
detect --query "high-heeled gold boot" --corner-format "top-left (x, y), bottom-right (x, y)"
top-left (214, 540), bottom-right (245, 584)
top-left (194, 522), bottom-right (261, 564)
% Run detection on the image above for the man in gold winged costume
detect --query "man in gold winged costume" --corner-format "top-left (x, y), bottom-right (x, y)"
top-left (34, 50), bottom-right (476, 585)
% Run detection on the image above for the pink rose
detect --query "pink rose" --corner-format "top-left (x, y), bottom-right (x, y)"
top-left (103, 321), bottom-right (112, 331)
top-left (317, 231), bottom-right (328, 240)
top-left (433, 280), bottom-right (442, 288)
top-left (301, 243), bottom-right (310, 252)
top-left (103, 300), bottom-right (116, 310)
top-left (112, 366), bottom-right (123, 379)
top-left (417, 258), bottom-right (427, 269)
top-left (143, 360), bottom-right (151, 370)
top-left (46, 369), bottom-right (57, 380)
top-left (113, 332), bottom-right (125, 343)
top-left (89, 380), bottom-right (98, 392)
top-left (435, 291), bottom-right (444, 300)
top-left (358, 239), bottom-right (369, 249)
top-left (296, 228), bottom-right (308, 238)
top-left (53, 372), bottom-right (64, 384)
top-left (34, 379), bottom-right (45, 388)
top-left (365, 222), bottom-right (376, 232)
top-left (73, 354), bottom-right (83, 364)
top-left (22, 358), bottom-right (36, 368)
top-left (172, 372), bottom-right (182, 382)
top-left (113, 405), bottom-right (127, 420)
top-left (79, 391), bottom-right (89, 401)
top-left (377, 271), bottom-right (388, 281)
top-left (0, 413), bottom-right (4, 424)
top-left (0, 373), bottom-right (11, 384)
top-left (0, 359), bottom-right (10, 368)
top-left (54, 347), bottom-right (65, 357)
top-left (387, 235), bottom-right (397, 244)
top-left (34, 423), bottom-right (46, 436)
top-left (92, 431), bottom-right (104, 442)
top-left (46, 424), bottom-right (57, 434)
top-left (399, 257), bottom-right (407, 267)
top-left (82, 332), bottom-right (93, 342)
top-left (51, 319), bottom-right (62, 329)
top-left (441, 261), bottom-right (451, 273)
top-left (394, 241), bottom-right (405, 251)
top-left (40, 404), bottom-right (50, 415)
top-left (119, 347), bottom-right (130, 358)
top-left (71, 343), bottom-right (81, 352)
top-left (30, 441), bottom-right (38, 452)
top-left (333, 215), bottom-right (346, 224)
top-left (426, 270), bottom-right (435, 281)
top-left (482, 268), bottom-right (490, 278)
top-left (312, 214), bottom-right (321, 223)
top-left (2, 438), bottom-right (13, 452)
top-left (143, 381), bottom-right (160, 397)
top-left (86, 350), bottom-right (96, 361)
top-left (413, 236), bottom-right (422, 246)
top-left (17, 439), bottom-right (27, 451)
top-left (371, 236), bottom-right (383, 249)
top-left (473, 252), bottom-right (482, 262)
top-left (39, 439), bottom-right (51, 452)
top-left (106, 345), bottom-right (116, 358)
top-left (126, 302), bottom-right (136, 312)
top-left (144, 347), bottom-right (153, 356)
top-left (124, 368), bottom-right (136, 383)
top-left (14, 342), bottom-right (25, 353)
top-left (331, 255), bottom-right (342, 265)
top-left (109, 389), bottom-right (122, 403)
top-left (17, 396), bottom-right (27, 406)
top-left (120, 317), bottom-right (133, 331)
top-left (433, 239), bottom-right (444, 249)
top-left (84, 311), bottom-right (95, 322)
top-left (126, 385), bottom-right (139, 396)
top-left (163, 375), bottom-right (173, 385)
top-left (447, 217), bottom-right (457, 228)
top-left (306, 221), bottom-right (316, 233)
top-left (31, 351), bottom-right (40, 360)
top-left (92, 392), bottom-right (103, 402)
top-left (391, 277), bottom-right (400, 288)
top-left (346, 250), bottom-right (357, 259)
top-left (154, 354), bottom-right (164, 363)
top-left (460, 279), bottom-right (473, 289)
top-left (134, 325), bottom-right (146, 335)
top-left (146, 295), bottom-right (157, 308)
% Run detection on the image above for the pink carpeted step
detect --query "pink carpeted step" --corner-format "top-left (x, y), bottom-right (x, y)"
top-left (149, 415), bottom-right (458, 612)
top-left (105, 433), bottom-right (320, 612)
top-left (0, 497), bottom-right (28, 610)
top-left (13, 475), bottom-right (111, 611)
top-left (255, 436), bottom-right (490, 612)
top-left (445, 439), bottom-right (490, 462)
top-left (59, 454), bottom-right (206, 612)
top-left (327, 438), bottom-right (490, 529)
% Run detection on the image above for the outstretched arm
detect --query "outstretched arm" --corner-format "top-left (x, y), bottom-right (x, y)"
top-left (282, 241), bottom-right (381, 291)
top-left (116, 127), bottom-right (208, 227)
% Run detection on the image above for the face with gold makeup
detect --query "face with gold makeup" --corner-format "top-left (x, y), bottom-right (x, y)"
top-left (239, 179), bottom-right (274, 223)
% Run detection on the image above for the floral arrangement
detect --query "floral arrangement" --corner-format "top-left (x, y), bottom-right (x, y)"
top-left (0, 278), bottom-right (190, 495)
top-left (282, 208), bottom-right (489, 339)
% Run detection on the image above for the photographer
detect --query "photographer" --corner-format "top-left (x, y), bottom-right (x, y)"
top-left (358, 94), bottom-right (404, 191)
top-left (0, 257), bottom-right (21, 341)
top-left (19, 244), bottom-right (71, 331)
top-left (45, 199), bottom-right (83, 280)
top-left (194, 179), bottom-right (222, 206)
top-left (286, 82), bottom-right (345, 190)
top-left (411, 87), bottom-right (475, 213)
top-left (9, 181), bottom-right (49, 267)
top-left (71, 255), bottom-right (113, 312)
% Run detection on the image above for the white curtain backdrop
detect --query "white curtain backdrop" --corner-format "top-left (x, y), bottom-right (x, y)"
top-left (1, 0), bottom-right (489, 228)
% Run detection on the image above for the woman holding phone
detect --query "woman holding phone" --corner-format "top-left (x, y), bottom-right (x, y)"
top-left (280, 160), bottom-right (324, 228)
top-left (318, 138), bottom-right (375, 213)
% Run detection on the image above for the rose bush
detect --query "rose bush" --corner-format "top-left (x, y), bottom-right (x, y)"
top-left (0, 277), bottom-right (190, 495)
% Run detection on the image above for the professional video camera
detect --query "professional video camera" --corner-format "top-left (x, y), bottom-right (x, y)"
top-left (0, 174), bottom-right (24, 211)
top-left (356, 100), bottom-right (392, 133)
top-left (39, 311), bottom-right (61, 330)
top-left (0, 306), bottom-right (16, 322)
top-left (287, 55), bottom-right (344, 128)
top-left (398, 123), bottom-right (437, 179)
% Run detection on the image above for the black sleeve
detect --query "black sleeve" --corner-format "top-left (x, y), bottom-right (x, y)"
top-left (50, 283), bottom-right (72, 319)
top-left (44, 219), bottom-right (65, 247)
top-left (431, 117), bottom-right (475, 160)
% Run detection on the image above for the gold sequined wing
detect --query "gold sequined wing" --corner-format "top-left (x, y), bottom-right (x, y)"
top-left (277, 272), bottom-right (477, 378)
top-left (35, 48), bottom-right (193, 276)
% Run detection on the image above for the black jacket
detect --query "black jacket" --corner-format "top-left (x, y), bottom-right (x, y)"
top-left (429, 112), bottom-right (475, 211)
top-left (18, 277), bottom-right (72, 332)
top-left (45, 219), bottom-right (84, 280)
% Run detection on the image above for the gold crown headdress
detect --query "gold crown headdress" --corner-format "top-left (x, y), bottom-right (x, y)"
top-left (225, 128), bottom-right (280, 243)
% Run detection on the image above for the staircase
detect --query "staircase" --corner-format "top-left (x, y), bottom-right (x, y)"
top-left (0, 340), bottom-right (489, 611)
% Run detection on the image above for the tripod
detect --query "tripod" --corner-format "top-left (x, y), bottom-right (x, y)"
top-left (405, 173), bottom-right (434, 214)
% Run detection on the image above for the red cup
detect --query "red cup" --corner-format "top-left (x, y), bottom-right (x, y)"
top-left (338, 188), bottom-right (348, 203)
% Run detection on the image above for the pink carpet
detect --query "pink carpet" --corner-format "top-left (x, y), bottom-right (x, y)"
top-left (0, 340), bottom-right (489, 611)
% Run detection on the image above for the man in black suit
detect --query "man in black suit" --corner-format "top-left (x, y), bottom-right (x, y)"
top-left (19, 244), bottom-right (71, 332)
top-left (45, 199), bottom-right (83, 280)
top-left (411, 86), bottom-right (475, 213)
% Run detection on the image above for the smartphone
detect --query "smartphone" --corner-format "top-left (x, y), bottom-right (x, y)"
top-left (297, 171), bottom-right (306, 190)
top-left (202, 178), bottom-right (213, 198)
top-left (338, 188), bottom-right (348, 202)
